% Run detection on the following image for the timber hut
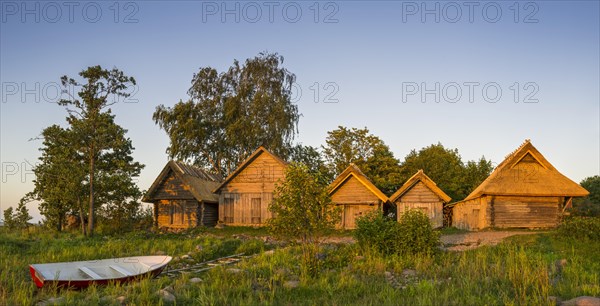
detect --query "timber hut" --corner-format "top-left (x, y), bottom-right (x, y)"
top-left (143, 161), bottom-right (222, 229)
top-left (389, 170), bottom-right (451, 228)
top-left (329, 164), bottom-right (389, 229)
top-left (451, 139), bottom-right (589, 230)
top-left (213, 147), bottom-right (287, 226)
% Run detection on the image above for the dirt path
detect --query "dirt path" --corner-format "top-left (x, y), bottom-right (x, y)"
top-left (440, 231), bottom-right (543, 251)
top-left (323, 231), bottom-right (545, 251)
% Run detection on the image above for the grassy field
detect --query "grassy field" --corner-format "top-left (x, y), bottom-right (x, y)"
top-left (1, 226), bottom-right (598, 305)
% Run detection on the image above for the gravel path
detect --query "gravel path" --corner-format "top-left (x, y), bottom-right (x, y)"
top-left (323, 231), bottom-right (545, 251)
top-left (440, 231), bottom-right (543, 251)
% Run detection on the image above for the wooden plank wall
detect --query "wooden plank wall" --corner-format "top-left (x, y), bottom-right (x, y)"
top-left (395, 182), bottom-right (444, 228)
top-left (218, 153), bottom-right (286, 225)
top-left (199, 202), bottom-right (219, 227)
top-left (492, 196), bottom-right (561, 228)
top-left (451, 198), bottom-right (485, 230)
top-left (331, 175), bottom-right (381, 229)
top-left (396, 202), bottom-right (443, 228)
top-left (156, 199), bottom-right (199, 229)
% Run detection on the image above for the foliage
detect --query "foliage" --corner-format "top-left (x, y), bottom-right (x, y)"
top-left (2, 199), bottom-right (32, 230)
top-left (322, 126), bottom-right (403, 194)
top-left (396, 210), bottom-right (440, 255)
top-left (41, 65), bottom-right (145, 236)
top-left (153, 52), bottom-right (300, 177)
top-left (354, 210), bottom-right (400, 255)
top-left (29, 125), bottom-right (87, 232)
top-left (557, 216), bottom-right (600, 241)
top-left (288, 144), bottom-right (332, 183)
top-left (355, 210), bottom-right (440, 256)
top-left (398, 143), bottom-right (493, 201)
top-left (267, 162), bottom-right (341, 277)
top-left (572, 175), bottom-right (600, 217)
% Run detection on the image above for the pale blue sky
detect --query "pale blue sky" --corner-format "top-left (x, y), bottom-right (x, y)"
top-left (1, 1), bottom-right (599, 221)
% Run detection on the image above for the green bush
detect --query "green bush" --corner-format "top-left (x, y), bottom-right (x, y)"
top-left (354, 209), bottom-right (440, 256)
top-left (557, 216), bottom-right (600, 241)
top-left (396, 209), bottom-right (440, 255)
top-left (354, 210), bottom-right (400, 255)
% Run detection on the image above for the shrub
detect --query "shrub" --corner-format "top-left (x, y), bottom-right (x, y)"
top-left (354, 209), bottom-right (440, 256)
top-left (557, 216), bottom-right (600, 241)
top-left (396, 209), bottom-right (440, 255)
top-left (354, 210), bottom-right (400, 255)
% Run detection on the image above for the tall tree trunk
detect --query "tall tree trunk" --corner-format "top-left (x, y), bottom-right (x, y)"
top-left (78, 197), bottom-right (87, 236)
top-left (88, 149), bottom-right (95, 236)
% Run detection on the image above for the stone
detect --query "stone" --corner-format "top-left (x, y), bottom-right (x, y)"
top-left (402, 269), bottom-right (417, 277)
top-left (158, 288), bottom-right (176, 303)
top-left (264, 250), bottom-right (275, 255)
top-left (190, 277), bottom-right (203, 283)
top-left (283, 280), bottom-right (300, 289)
top-left (227, 268), bottom-right (243, 274)
top-left (561, 296), bottom-right (600, 306)
top-left (548, 296), bottom-right (561, 305)
top-left (195, 245), bottom-right (203, 252)
top-left (354, 255), bottom-right (364, 260)
top-left (384, 271), bottom-right (393, 278)
top-left (36, 297), bottom-right (65, 306)
top-left (116, 296), bottom-right (127, 305)
top-left (181, 254), bottom-right (191, 260)
top-left (155, 250), bottom-right (166, 255)
top-left (215, 223), bottom-right (225, 229)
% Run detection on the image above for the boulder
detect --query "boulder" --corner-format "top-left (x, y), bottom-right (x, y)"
top-left (561, 296), bottom-right (600, 306)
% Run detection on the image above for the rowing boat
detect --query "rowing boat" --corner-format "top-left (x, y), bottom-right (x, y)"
top-left (29, 255), bottom-right (172, 289)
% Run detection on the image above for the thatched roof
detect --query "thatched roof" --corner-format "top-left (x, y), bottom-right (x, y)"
top-left (389, 169), bottom-right (451, 203)
top-left (464, 139), bottom-right (589, 200)
top-left (328, 163), bottom-right (388, 202)
top-left (213, 146), bottom-right (288, 193)
top-left (143, 160), bottom-right (222, 203)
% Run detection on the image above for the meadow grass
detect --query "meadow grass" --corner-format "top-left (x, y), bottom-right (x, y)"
top-left (1, 227), bottom-right (598, 305)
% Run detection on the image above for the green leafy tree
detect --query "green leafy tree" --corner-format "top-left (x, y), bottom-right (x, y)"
top-left (29, 125), bottom-right (87, 232)
top-left (3, 199), bottom-right (32, 230)
top-left (322, 126), bottom-right (403, 194)
top-left (399, 143), bottom-right (493, 201)
top-left (53, 65), bottom-right (144, 235)
top-left (153, 52), bottom-right (300, 177)
top-left (288, 144), bottom-right (332, 183)
top-left (267, 162), bottom-right (341, 278)
top-left (572, 175), bottom-right (600, 216)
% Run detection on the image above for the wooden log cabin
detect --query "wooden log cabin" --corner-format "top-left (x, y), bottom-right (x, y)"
top-left (328, 164), bottom-right (389, 229)
top-left (450, 139), bottom-right (589, 230)
top-left (213, 147), bottom-right (287, 226)
top-left (389, 170), bottom-right (451, 228)
top-left (143, 161), bottom-right (222, 229)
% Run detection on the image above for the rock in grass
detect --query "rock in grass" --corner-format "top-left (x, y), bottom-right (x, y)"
top-left (190, 277), bottom-right (203, 283)
top-left (548, 296), bottom-right (561, 305)
top-left (195, 245), bottom-right (203, 252)
top-left (36, 297), bottom-right (65, 306)
top-left (158, 287), bottom-right (176, 303)
top-left (402, 269), bottom-right (417, 277)
top-left (155, 250), bottom-right (166, 255)
top-left (227, 268), bottom-right (243, 274)
top-left (283, 280), bottom-right (300, 289)
top-left (264, 249), bottom-right (275, 255)
top-left (181, 254), bottom-right (191, 260)
top-left (116, 296), bottom-right (127, 305)
top-left (561, 296), bottom-right (600, 306)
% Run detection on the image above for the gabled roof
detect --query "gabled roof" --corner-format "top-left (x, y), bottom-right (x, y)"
top-left (143, 160), bottom-right (222, 203)
top-left (328, 164), bottom-right (388, 202)
top-left (464, 139), bottom-right (589, 200)
top-left (213, 146), bottom-right (288, 193)
top-left (389, 169), bottom-right (451, 203)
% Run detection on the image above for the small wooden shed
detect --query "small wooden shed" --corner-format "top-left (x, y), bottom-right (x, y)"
top-left (389, 170), bottom-right (451, 228)
top-left (213, 147), bottom-right (287, 226)
top-left (329, 164), bottom-right (389, 229)
top-left (143, 161), bottom-right (222, 229)
top-left (451, 140), bottom-right (589, 230)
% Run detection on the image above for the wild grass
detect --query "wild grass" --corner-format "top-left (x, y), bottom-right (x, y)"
top-left (1, 226), bottom-right (598, 305)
